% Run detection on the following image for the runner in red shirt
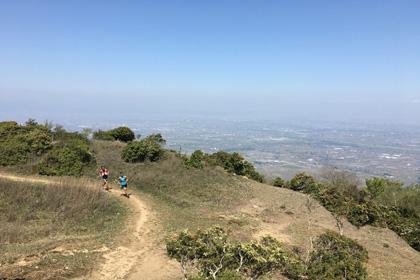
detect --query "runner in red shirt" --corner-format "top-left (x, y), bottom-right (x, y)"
top-left (99, 166), bottom-right (110, 191)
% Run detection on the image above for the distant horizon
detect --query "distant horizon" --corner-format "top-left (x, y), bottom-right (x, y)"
top-left (2, 112), bottom-right (420, 133)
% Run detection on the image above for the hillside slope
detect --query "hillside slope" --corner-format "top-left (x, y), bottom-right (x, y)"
top-left (92, 140), bottom-right (420, 280)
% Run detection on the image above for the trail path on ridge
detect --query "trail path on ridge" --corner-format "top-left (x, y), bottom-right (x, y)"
top-left (0, 173), bottom-right (180, 280)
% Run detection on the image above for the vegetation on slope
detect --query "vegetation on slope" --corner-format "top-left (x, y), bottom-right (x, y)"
top-left (167, 227), bottom-right (368, 280)
top-left (0, 120), bottom-right (52, 166)
top-left (93, 126), bottom-right (136, 142)
top-left (0, 177), bottom-right (126, 279)
top-left (0, 120), bottom-right (95, 176)
top-left (121, 133), bottom-right (166, 162)
top-left (185, 150), bottom-right (264, 182)
top-left (273, 171), bottom-right (420, 251)
top-left (90, 134), bottom-right (419, 279)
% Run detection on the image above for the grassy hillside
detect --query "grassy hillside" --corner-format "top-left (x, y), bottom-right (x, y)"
top-left (0, 176), bottom-right (126, 279)
top-left (1, 122), bottom-right (419, 279)
top-left (93, 140), bottom-right (420, 280)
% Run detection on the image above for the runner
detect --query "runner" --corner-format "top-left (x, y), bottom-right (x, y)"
top-left (118, 173), bottom-right (129, 197)
top-left (99, 166), bottom-right (110, 191)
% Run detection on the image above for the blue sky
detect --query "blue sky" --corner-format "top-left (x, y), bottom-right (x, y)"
top-left (0, 0), bottom-right (419, 124)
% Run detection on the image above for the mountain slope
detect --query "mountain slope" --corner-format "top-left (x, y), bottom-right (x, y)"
top-left (92, 140), bottom-right (420, 280)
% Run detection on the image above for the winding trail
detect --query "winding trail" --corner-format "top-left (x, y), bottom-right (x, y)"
top-left (0, 173), bottom-right (180, 280)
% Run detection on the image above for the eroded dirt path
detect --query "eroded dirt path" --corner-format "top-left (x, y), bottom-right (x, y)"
top-left (0, 173), bottom-right (180, 280)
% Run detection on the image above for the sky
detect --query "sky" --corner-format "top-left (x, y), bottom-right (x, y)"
top-left (0, 0), bottom-right (419, 125)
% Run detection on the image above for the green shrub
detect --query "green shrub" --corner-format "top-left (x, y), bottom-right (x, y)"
top-left (185, 150), bottom-right (206, 169)
top-left (93, 126), bottom-right (135, 142)
top-left (0, 120), bottom-right (95, 176)
top-left (110, 126), bottom-right (135, 142)
top-left (365, 177), bottom-right (387, 198)
top-left (167, 227), bottom-right (369, 280)
top-left (288, 172), bottom-right (420, 252)
top-left (121, 134), bottom-right (165, 163)
top-left (0, 121), bottom-right (52, 166)
top-left (37, 131), bottom-right (93, 176)
top-left (167, 227), bottom-right (304, 280)
top-left (144, 133), bottom-right (166, 144)
top-left (207, 151), bottom-right (264, 182)
top-left (307, 231), bottom-right (368, 280)
top-left (273, 177), bottom-right (287, 188)
top-left (38, 144), bottom-right (92, 176)
top-left (289, 172), bottom-right (317, 193)
top-left (93, 129), bottom-right (115, 141)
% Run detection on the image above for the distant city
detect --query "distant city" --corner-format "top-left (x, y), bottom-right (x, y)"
top-left (66, 118), bottom-right (420, 185)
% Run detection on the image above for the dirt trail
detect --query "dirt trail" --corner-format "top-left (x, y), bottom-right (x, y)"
top-left (0, 173), bottom-right (180, 280)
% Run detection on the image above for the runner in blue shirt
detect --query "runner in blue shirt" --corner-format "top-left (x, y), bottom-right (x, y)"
top-left (118, 174), bottom-right (129, 198)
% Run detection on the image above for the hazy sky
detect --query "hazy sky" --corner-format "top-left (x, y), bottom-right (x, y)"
top-left (0, 0), bottom-right (419, 125)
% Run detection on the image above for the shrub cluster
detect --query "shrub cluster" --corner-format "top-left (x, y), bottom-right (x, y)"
top-left (274, 172), bottom-right (420, 251)
top-left (307, 231), bottom-right (368, 280)
top-left (37, 130), bottom-right (94, 176)
top-left (0, 121), bottom-right (52, 165)
top-left (167, 227), bottom-right (368, 280)
top-left (0, 119), bottom-right (95, 176)
top-left (93, 126), bottom-right (135, 142)
top-left (121, 134), bottom-right (166, 163)
top-left (184, 150), bottom-right (264, 182)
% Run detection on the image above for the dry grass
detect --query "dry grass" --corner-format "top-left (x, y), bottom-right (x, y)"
top-left (0, 177), bottom-right (126, 279)
top-left (91, 141), bottom-right (255, 235)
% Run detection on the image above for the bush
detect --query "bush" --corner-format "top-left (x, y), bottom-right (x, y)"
top-left (307, 231), bottom-right (368, 280)
top-left (287, 171), bottom-right (420, 252)
top-left (273, 177), bottom-right (287, 188)
top-left (167, 227), bottom-right (304, 280)
top-left (207, 151), bottom-right (264, 182)
top-left (167, 227), bottom-right (368, 280)
top-left (37, 131), bottom-right (93, 176)
top-left (289, 172), bottom-right (317, 193)
top-left (110, 126), bottom-right (135, 142)
top-left (0, 121), bottom-right (52, 165)
top-left (93, 129), bottom-right (114, 141)
top-left (93, 126), bottom-right (135, 142)
top-left (121, 134), bottom-right (165, 163)
top-left (38, 145), bottom-right (92, 176)
top-left (365, 177), bottom-right (387, 198)
top-left (185, 150), bottom-right (206, 169)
